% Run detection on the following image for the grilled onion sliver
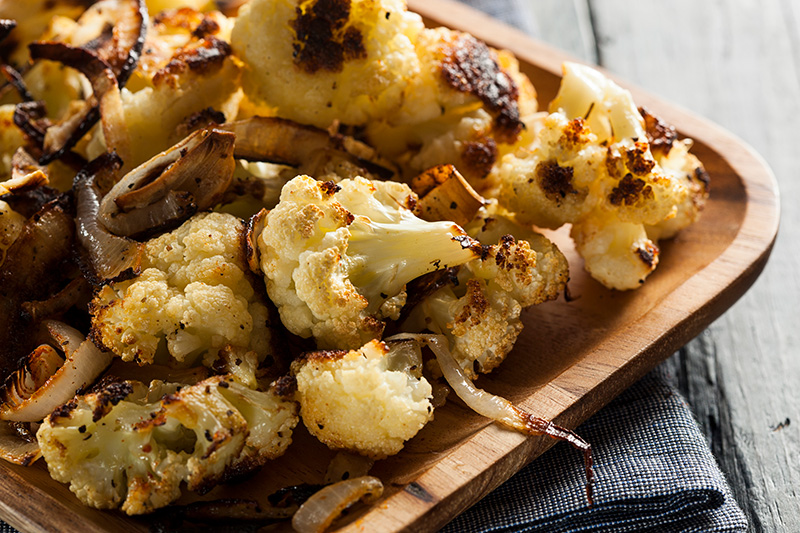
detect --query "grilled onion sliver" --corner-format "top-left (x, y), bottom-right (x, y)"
top-left (292, 476), bottom-right (384, 533)
top-left (386, 333), bottom-right (595, 506)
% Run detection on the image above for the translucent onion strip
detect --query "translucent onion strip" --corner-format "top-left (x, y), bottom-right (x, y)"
top-left (387, 333), bottom-right (594, 506)
top-left (291, 476), bottom-right (384, 533)
top-left (0, 321), bottom-right (114, 422)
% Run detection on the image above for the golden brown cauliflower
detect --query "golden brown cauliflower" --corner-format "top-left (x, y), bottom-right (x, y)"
top-left (231, 0), bottom-right (424, 128)
top-left (37, 375), bottom-right (298, 514)
top-left (91, 212), bottom-right (273, 371)
top-left (292, 339), bottom-right (433, 458)
top-left (258, 174), bottom-right (481, 350)
top-left (405, 211), bottom-right (568, 377)
top-left (497, 63), bottom-right (707, 290)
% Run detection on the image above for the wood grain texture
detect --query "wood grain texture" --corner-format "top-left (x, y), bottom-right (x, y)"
top-left (507, 1), bottom-right (799, 531)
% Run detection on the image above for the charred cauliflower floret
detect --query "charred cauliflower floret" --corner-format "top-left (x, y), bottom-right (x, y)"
top-left (36, 375), bottom-right (298, 514)
top-left (366, 27), bottom-right (535, 189)
top-left (91, 7), bottom-right (242, 168)
top-left (405, 211), bottom-right (568, 377)
top-left (498, 62), bottom-right (706, 290)
top-left (258, 175), bottom-right (482, 349)
top-left (91, 212), bottom-right (273, 370)
top-left (232, 0), bottom-right (424, 128)
top-left (292, 339), bottom-right (432, 458)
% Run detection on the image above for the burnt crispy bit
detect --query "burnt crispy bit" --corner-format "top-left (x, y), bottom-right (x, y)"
top-left (48, 398), bottom-right (79, 424)
top-left (536, 160), bottom-right (577, 201)
top-left (91, 381), bottom-right (135, 422)
top-left (625, 141), bottom-right (656, 176)
top-left (636, 242), bottom-right (659, 268)
top-left (461, 138), bottom-right (498, 180)
top-left (694, 166), bottom-right (711, 192)
top-left (291, 0), bottom-right (366, 74)
top-left (153, 36), bottom-right (232, 86)
top-left (639, 106), bottom-right (677, 156)
top-left (440, 34), bottom-right (522, 143)
top-left (453, 278), bottom-right (489, 326)
top-left (273, 375), bottom-right (297, 398)
top-left (319, 180), bottom-right (341, 196)
top-left (609, 174), bottom-right (653, 206)
top-left (562, 118), bottom-right (591, 148)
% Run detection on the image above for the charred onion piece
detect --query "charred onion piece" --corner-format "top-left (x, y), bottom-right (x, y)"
top-left (220, 116), bottom-right (396, 179)
top-left (98, 128), bottom-right (234, 236)
top-left (0, 321), bottom-right (114, 422)
top-left (411, 164), bottom-right (485, 227)
top-left (0, 148), bottom-right (49, 195)
top-left (1, 64), bottom-right (34, 102)
top-left (0, 19), bottom-right (15, 44)
top-left (244, 208), bottom-right (267, 275)
top-left (74, 153), bottom-right (144, 282)
top-left (12, 100), bottom-right (47, 147)
top-left (388, 333), bottom-right (595, 506)
top-left (20, 277), bottom-right (91, 323)
top-left (0, 421), bottom-right (41, 466)
top-left (28, 42), bottom-right (129, 165)
top-left (292, 476), bottom-right (384, 533)
top-left (72, 0), bottom-right (147, 87)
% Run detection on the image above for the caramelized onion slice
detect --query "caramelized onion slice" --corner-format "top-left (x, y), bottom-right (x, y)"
top-left (292, 476), bottom-right (384, 533)
top-left (387, 333), bottom-right (595, 506)
top-left (0, 421), bottom-right (41, 466)
top-left (74, 154), bottom-right (144, 282)
top-left (99, 128), bottom-right (235, 236)
top-left (244, 208), bottom-right (267, 274)
top-left (71, 0), bottom-right (147, 87)
top-left (28, 42), bottom-right (120, 164)
top-left (220, 116), bottom-right (397, 180)
top-left (0, 148), bottom-right (49, 195)
top-left (0, 321), bottom-right (114, 422)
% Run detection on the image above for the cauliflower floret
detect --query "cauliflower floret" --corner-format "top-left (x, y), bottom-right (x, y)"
top-left (231, 0), bottom-right (424, 128)
top-left (405, 211), bottom-right (568, 377)
top-left (36, 375), bottom-right (298, 514)
top-left (365, 27), bottom-right (536, 190)
top-left (497, 62), bottom-right (706, 290)
top-left (258, 175), bottom-right (482, 349)
top-left (91, 212), bottom-right (273, 369)
top-left (86, 9), bottom-right (242, 168)
top-left (292, 339), bottom-right (433, 458)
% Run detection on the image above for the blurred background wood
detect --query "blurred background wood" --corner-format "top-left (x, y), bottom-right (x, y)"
top-left (460, 1), bottom-right (798, 531)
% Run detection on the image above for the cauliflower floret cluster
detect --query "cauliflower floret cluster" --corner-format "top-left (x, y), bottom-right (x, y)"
top-left (497, 62), bottom-right (707, 289)
top-left (258, 174), bottom-right (480, 349)
top-left (292, 339), bottom-right (433, 458)
top-left (36, 375), bottom-right (298, 514)
top-left (231, 0), bottom-right (424, 128)
top-left (91, 212), bottom-right (273, 367)
top-left (406, 211), bottom-right (568, 377)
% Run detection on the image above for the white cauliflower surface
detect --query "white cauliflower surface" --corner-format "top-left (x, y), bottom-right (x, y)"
top-left (292, 339), bottom-right (433, 458)
top-left (232, 0), bottom-right (424, 128)
top-left (36, 375), bottom-right (298, 514)
top-left (91, 212), bottom-right (273, 367)
top-left (406, 212), bottom-right (568, 377)
top-left (497, 63), bottom-right (707, 290)
top-left (258, 174), bottom-right (480, 350)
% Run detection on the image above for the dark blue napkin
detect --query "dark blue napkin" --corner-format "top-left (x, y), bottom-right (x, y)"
top-left (440, 366), bottom-right (748, 532)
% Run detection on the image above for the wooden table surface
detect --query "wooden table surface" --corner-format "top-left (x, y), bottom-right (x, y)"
top-left (457, 1), bottom-right (798, 531)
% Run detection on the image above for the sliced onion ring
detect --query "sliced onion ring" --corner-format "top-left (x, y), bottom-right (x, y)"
top-left (387, 333), bottom-right (595, 506)
top-left (292, 476), bottom-right (384, 533)
top-left (74, 154), bottom-right (144, 282)
top-left (0, 421), bottom-right (41, 466)
top-left (0, 321), bottom-right (114, 422)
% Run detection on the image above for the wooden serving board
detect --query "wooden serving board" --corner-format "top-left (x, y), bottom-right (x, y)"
top-left (0, 1), bottom-right (779, 532)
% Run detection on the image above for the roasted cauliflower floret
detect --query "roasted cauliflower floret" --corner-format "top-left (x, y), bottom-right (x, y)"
top-left (366, 27), bottom-right (535, 189)
top-left (232, 0), bottom-right (424, 128)
top-left (258, 175), bottom-right (481, 349)
top-left (498, 62), bottom-right (706, 290)
top-left (36, 375), bottom-right (298, 514)
top-left (292, 339), bottom-right (433, 458)
top-left (91, 212), bottom-right (273, 368)
top-left (405, 212), bottom-right (568, 377)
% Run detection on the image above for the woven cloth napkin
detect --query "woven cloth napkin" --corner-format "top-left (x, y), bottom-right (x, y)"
top-left (440, 366), bottom-right (748, 532)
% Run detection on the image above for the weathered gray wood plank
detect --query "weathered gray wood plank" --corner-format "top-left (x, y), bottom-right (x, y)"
top-left (512, 1), bottom-right (799, 531)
